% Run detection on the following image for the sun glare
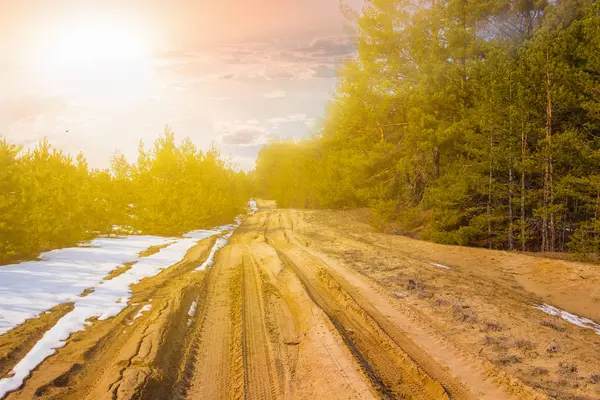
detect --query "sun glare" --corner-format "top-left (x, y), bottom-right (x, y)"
top-left (49, 20), bottom-right (149, 68)
top-left (27, 15), bottom-right (154, 102)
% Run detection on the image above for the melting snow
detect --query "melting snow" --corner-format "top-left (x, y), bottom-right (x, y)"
top-left (425, 261), bottom-right (451, 270)
top-left (134, 304), bottom-right (152, 320)
top-left (534, 304), bottom-right (600, 335)
top-left (249, 200), bottom-right (258, 213)
top-left (188, 301), bottom-right (198, 318)
top-left (0, 235), bottom-right (172, 336)
top-left (0, 209), bottom-right (247, 398)
top-left (195, 232), bottom-right (234, 271)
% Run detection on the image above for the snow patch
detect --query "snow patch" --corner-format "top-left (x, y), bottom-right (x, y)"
top-left (425, 261), bottom-right (451, 270)
top-left (134, 304), bottom-right (152, 320)
top-left (194, 219), bottom-right (244, 272)
top-left (0, 235), bottom-right (173, 336)
top-left (0, 222), bottom-right (239, 398)
top-left (534, 304), bottom-right (600, 335)
top-left (249, 200), bottom-right (258, 213)
top-left (188, 301), bottom-right (198, 318)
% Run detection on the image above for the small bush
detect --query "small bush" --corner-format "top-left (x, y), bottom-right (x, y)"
top-left (484, 336), bottom-right (509, 352)
top-left (514, 339), bottom-right (536, 351)
top-left (589, 374), bottom-right (600, 384)
top-left (540, 320), bottom-right (566, 332)
top-left (484, 321), bottom-right (503, 332)
top-left (453, 305), bottom-right (478, 323)
top-left (546, 342), bottom-right (561, 353)
top-left (532, 367), bottom-right (549, 376)
top-left (496, 355), bottom-right (521, 365)
top-left (406, 279), bottom-right (426, 291)
top-left (558, 363), bottom-right (578, 375)
top-left (433, 298), bottom-right (451, 307)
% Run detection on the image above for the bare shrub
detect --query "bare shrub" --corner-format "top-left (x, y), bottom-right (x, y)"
top-left (546, 342), bottom-right (561, 353)
top-left (496, 355), bottom-right (521, 365)
top-left (433, 298), bottom-right (451, 307)
top-left (453, 305), bottom-right (478, 323)
top-left (558, 363), bottom-right (578, 375)
top-left (532, 366), bottom-right (549, 376)
top-left (406, 279), bottom-right (426, 292)
top-left (514, 339), bottom-right (536, 351)
top-left (484, 336), bottom-right (509, 352)
top-left (540, 319), bottom-right (566, 332)
top-left (589, 374), bottom-right (600, 384)
top-left (417, 291), bottom-right (434, 299)
top-left (484, 321), bottom-right (503, 332)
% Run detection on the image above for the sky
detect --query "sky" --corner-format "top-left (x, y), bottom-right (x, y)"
top-left (0, 0), bottom-right (362, 170)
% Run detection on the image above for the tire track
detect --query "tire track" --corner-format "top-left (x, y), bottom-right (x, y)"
top-left (266, 211), bottom-right (450, 400)
top-left (241, 247), bottom-right (280, 400)
top-left (184, 246), bottom-right (241, 400)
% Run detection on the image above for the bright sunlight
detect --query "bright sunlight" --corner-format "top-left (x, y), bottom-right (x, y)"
top-left (25, 15), bottom-right (154, 104)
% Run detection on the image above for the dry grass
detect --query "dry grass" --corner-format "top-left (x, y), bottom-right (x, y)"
top-left (540, 319), bottom-right (566, 332)
top-left (514, 339), bottom-right (537, 351)
top-left (496, 355), bottom-right (521, 366)
top-left (452, 304), bottom-right (478, 323)
top-left (484, 321), bottom-right (503, 332)
top-left (557, 363), bottom-right (578, 375)
top-left (531, 366), bottom-right (549, 376)
top-left (433, 298), bottom-right (451, 307)
top-left (483, 336), bottom-right (509, 352)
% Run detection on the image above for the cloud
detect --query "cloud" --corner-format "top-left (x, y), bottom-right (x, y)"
top-left (305, 37), bottom-right (357, 58)
top-left (216, 122), bottom-right (270, 146)
top-left (264, 90), bottom-right (286, 99)
top-left (221, 128), bottom-right (262, 145)
top-left (0, 96), bottom-right (67, 124)
top-left (268, 114), bottom-right (316, 129)
top-left (158, 36), bottom-right (355, 82)
top-left (313, 64), bottom-right (337, 78)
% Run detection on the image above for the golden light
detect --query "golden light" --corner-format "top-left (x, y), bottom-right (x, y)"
top-left (26, 14), bottom-right (154, 103)
top-left (48, 20), bottom-right (150, 69)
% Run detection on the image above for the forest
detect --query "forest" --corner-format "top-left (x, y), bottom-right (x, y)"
top-left (2, 0), bottom-right (600, 263)
top-left (0, 129), bottom-right (250, 264)
top-left (255, 0), bottom-right (600, 255)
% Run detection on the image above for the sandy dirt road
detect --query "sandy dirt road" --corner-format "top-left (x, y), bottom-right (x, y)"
top-left (2, 203), bottom-right (600, 399)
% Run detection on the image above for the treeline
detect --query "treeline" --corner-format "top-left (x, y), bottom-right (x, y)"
top-left (255, 0), bottom-right (600, 254)
top-left (0, 128), bottom-right (250, 264)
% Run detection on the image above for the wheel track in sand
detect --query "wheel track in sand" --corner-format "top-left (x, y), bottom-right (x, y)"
top-left (265, 211), bottom-right (450, 400)
top-left (184, 246), bottom-right (239, 400)
top-left (241, 246), bottom-right (280, 400)
top-left (275, 208), bottom-right (547, 400)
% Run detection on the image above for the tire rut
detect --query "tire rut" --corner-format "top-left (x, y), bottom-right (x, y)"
top-left (241, 246), bottom-right (280, 400)
top-left (266, 211), bottom-right (450, 400)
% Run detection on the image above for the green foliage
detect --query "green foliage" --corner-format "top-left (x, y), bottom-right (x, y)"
top-left (254, 0), bottom-right (600, 254)
top-left (0, 128), bottom-right (250, 264)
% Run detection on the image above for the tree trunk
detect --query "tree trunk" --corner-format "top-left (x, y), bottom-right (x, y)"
top-left (508, 159), bottom-right (514, 251)
top-left (488, 136), bottom-right (494, 250)
top-left (508, 83), bottom-right (514, 251)
top-left (521, 121), bottom-right (527, 252)
top-left (433, 146), bottom-right (440, 180)
top-left (543, 50), bottom-right (555, 252)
